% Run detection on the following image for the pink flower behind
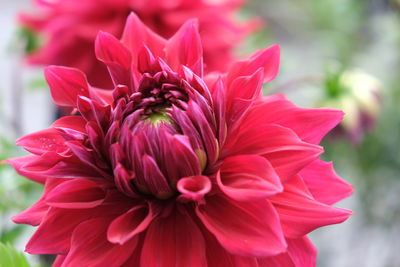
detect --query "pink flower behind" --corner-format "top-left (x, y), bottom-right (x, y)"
top-left (20, 0), bottom-right (259, 87)
top-left (8, 13), bottom-right (353, 267)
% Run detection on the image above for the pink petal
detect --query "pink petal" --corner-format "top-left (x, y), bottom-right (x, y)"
top-left (301, 160), bottom-right (354, 205)
top-left (270, 175), bottom-right (352, 238)
top-left (45, 178), bottom-right (106, 209)
top-left (16, 128), bottom-right (68, 155)
top-left (44, 66), bottom-right (90, 107)
top-left (141, 207), bottom-right (207, 267)
top-left (62, 218), bottom-right (138, 267)
top-left (226, 44), bottom-right (280, 87)
top-left (177, 175), bottom-right (211, 201)
top-left (107, 202), bottom-right (158, 245)
top-left (224, 124), bottom-right (323, 181)
top-left (218, 155), bottom-right (283, 201)
top-left (244, 97), bottom-right (344, 144)
top-left (95, 31), bottom-right (132, 87)
top-left (165, 19), bottom-right (203, 76)
top-left (196, 194), bottom-right (287, 257)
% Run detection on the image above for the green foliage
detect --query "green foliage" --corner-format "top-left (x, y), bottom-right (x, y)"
top-left (18, 27), bottom-right (40, 54)
top-left (0, 242), bottom-right (38, 267)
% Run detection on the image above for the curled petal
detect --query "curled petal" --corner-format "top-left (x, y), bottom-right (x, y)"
top-left (177, 175), bottom-right (211, 201)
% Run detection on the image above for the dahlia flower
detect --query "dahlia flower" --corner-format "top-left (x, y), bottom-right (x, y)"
top-left (19, 0), bottom-right (259, 87)
top-left (7, 13), bottom-right (352, 267)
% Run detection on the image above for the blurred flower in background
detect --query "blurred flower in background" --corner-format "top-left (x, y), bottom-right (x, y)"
top-left (318, 67), bottom-right (383, 144)
top-left (19, 0), bottom-right (260, 88)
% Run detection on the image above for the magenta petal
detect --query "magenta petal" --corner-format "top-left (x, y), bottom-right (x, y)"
top-left (301, 160), bottom-right (354, 205)
top-left (197, 194), bottom-right (287, 257)
top-left (218, 155), bottom-right (283, 201)
top-left (165, 19), bottom-right (203, 76)
top-left (141, 207), bottom-right (207, 267)
top-left (44, 66), bottom-right (90, 107)
top-left (270, 176), bottom-right (352, 238)
top-left (46, 179), bottom-right (106, 209)
top-left (63, 218), bottom-right (138, 267)
top-left (107, 202), bottom-right (157, 245)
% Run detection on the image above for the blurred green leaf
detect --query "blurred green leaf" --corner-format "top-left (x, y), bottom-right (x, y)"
top-left (0, 242), bottom-right (38, 267)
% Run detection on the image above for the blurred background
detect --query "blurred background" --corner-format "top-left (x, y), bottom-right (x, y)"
top-left (0, 0), bottom-right (399, 266)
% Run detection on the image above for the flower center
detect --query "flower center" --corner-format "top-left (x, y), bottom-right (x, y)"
top-left (137, 71), bottom-right (189, 115)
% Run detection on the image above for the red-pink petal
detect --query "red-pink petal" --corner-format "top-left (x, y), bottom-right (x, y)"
top-left (45, 178), bottom-right (106, 209)
top-left (196, 194), bottom-right (287, 257)
top-left (224, 124), bottom-right (323, 181)
top-left (258, 237), bottom-right (317, 267)
top-left (226, 44), bottom-right (280, 86)
top-left (121, 12), bottom-right (166, 65)
top-left (52, 116), bottom-right (87, 133)
top-left (270, 176), bottom-right (352, 238)
top-left (218, 155), bottom-right (283, 201)
top-left (244, 97), bottom-right (344, 144)
top-left (45, 66), bottom-right (90, 107)
top-left (95, 31), bottom-right (132, 87)
top-left (141, 207), bottom-right (207, 267)
top-left (301, 160), bottom-right (354, 205)
top-left (5, 156), bottom-right (47, 184)
top-left (62, 218), bottom-right (138, 267)
top-left (107, 202), bottom-right (157, 245)
top-left (16, 128), bottom-right (68, 155)
top-left (165, 19), bottom-right (203, 76)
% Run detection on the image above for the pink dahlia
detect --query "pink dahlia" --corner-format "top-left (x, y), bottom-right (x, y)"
top-left (19, 0), bottom-right (259, 87)
top-left (7, 13), bottom-right (352, 267)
